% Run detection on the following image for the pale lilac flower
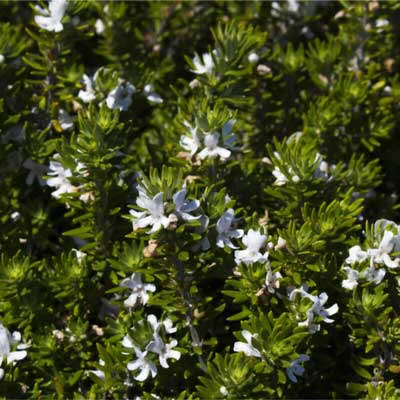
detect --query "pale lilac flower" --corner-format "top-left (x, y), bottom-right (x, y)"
top-left (46, 159), bottom-right (76, 199)
top-left (216, 208), bottom-right (243, 249)
top-left (144, 84), bottom-right (163, 104)
top-left (58, 109), bottom-right (73, 131)
top-left (198, 132), bottom-right (230, 160)
top-left (122, 336), bottom-right (157, 381)
top-left (147, 315), bottom-right (177, 335)
top-left (342, 266), bottom-right (359, 290)
top-left (78, 74), bottom-right (96, 103)
top-left (368, 230), bottom-right (400, 269)
top-left (0, 324), bottom-right (29, 380)
top-left (23, 159), bottom-right (48, 186)
top-left (147, 335), bottom-right (181, 369)
top-left (289, 286), bottom-right (338, 333)
top-left (346, 245), bottom-right (368, 265)
top-left (173, 189), bottom-right (200, 221)
top-left (287, 354), bottom-right (309, 383)
top-left (233, 330), bottom-right (262, 358)
top-left (106, 81), bottom-right (136, 111)
top-left (120, 273), bottom-right (156, 308)
top-left (130, 192), bottom-right (170, 233)
top-left (234, 229), bottom-right (269, 265)
top-left (180, 121), bottom-right (201, 156)
top-left (265, 266), bottom-right (282, 294)
top-left (362, 266), bottom-right (386, 285)
top-left (35, 0), bottom-right (68, 32)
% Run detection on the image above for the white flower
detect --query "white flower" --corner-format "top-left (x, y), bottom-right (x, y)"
top-left (220, 386), bottom-right (228, 397)
top-left (272, 166), bottom-right (300, 185)
top-left (0, 54), bottom-right (4, 64)
top-left (289, 286), bottom-right (338, 333)
top-left (78, 74), bottom-right (96, 103)
top-left (216, 208), bottom-right (243, 249)
top-left (362, 265), bottom-right (386, 285)
top-left (248, 52), bottom-right (259, 64)
top-left (130, 192), bottom-right (170, 234)
top-left (147, 335), bottom-right (181, 369)
top-left (122, 336), bottom-right (157, 381)
top-left (34, 0), bottom-right (68, 32)
top-left (287, 354), bottom-right (309, 383)
top-left (106, 81), bottom-right (136, 111)
top-left (346, 245), bottom-right (368, 265)
top-left (233, 330), bottom-right (262, 358)
top-left (342, 266), bottom-right (359, 290)
top-left (368, 230), bottom-right (400, 269)
top-left (265, 266), bottom-right (282, 294)
top-left (23, 159), bottom-right (48, 186)
top-left (234, 229), bottom-right (269, 265)
top-left (144, 84), bottom-right (163, 104)
top-left (120, 273), bottom-right (156, 308)
top-left (88, 359), bottom-right (105, 381)
top-left (191, 52), bottom-right (215, 75)
top-left (58, 109), bottom-right (73, 131)
top-left (313, 154), bottom-right (330, 180)
top-left (180, 121), bottom-right (201, 156)
top-left (147, 314), bottom-right (177, 335)
top-left (46, 159), bottom-right (77, 199)
top-left (72, 248), bottom-right (86, 264)
top-left (0, 324), bottom-right (29, 380)
top-left (198, 132), bottom-right (231, 160)
top-left (95, 19), bottom-right (105, 34)
top-left (173, 189), bottom-right (200, 221)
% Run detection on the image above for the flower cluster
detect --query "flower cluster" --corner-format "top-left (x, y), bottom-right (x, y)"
top-left (180, 119), bottom-right (237, 162)
top-left (122, 315), bottom-right (180, 381)
top-left (342, 219), bottom-right (400, 289)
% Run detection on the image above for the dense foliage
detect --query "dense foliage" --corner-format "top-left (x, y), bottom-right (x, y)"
top-left (1, 0), bottom-right (400, 398)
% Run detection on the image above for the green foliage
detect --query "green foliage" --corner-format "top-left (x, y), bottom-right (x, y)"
top-left (1, 0), bottom-right (400, 398)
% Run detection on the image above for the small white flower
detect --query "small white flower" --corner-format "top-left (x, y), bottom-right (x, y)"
top-left (78, 74), bottom-right (97, 103)
top-left (95, 19), bottom-right (105, 34)
top-left (180, 121), bottom-right (201, 156)
top-left (248, 52), bottom-right (259, 64)
top-left (120, 273), bottom-right (156, 307)
top-left (191, 52), bottom-right (215, 75)
top-left (147, 314), bottom-right (177, 335)
top-left (11, 211), bottom-right (21, 222)
top-left (368, 230), bottom-right (400, 269)
top-left (23, 159), bottom-right (48, 186)
top-left (287, 354), bottom-right (309, 383)
top-left (342, 266), bottom-right (359, 290)
top-left (198, 132), bottom-right (231, 160)
top-left (0, 54), bottom-right (4, 64)
top-left (234, 229), bottom-right (269, 265)
top-left (34, 0), bottom-right (68, 32)
top-left (220, 386), bottom-right (228, 397)
top-left (88, 359), bottom-right (105, 381)
top-left (46, 159), bottom-right (77, 199)
top-left (144, 84), bottom-right (163, 104)
top-left (122, 337), bottom-right (157, 381)
top-left (233, 330), bottom-right (262, 358)
top-left (173, 189), bottom-right (200, 221)
top-left (147, 335), bottom-right (181, 369)
top-left (346, 245), bottom-right (368, 265)
top-left (265, 266), bottom-right (282, 294)
top-left (289, 286), bottom-right (338, 333)
top-left (58, 109), bottom-right (73, 131)
top-left (216, 208), bottom-right (243, 249)
top-left (106, 81), bottom-right (136, 111)
top-left (130, 192), bottom-right (170, 233)
top-left (72, 248), bottom-right (86, 264)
